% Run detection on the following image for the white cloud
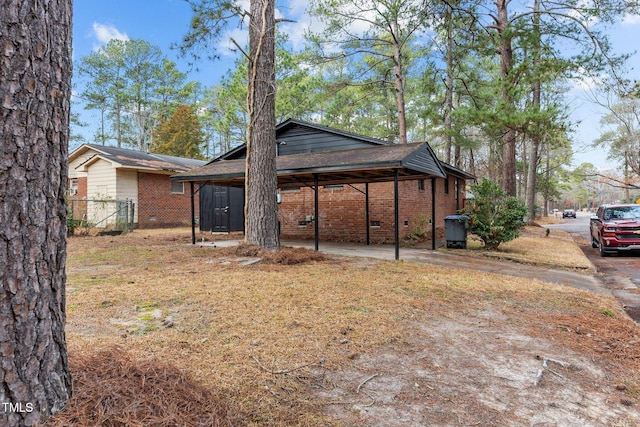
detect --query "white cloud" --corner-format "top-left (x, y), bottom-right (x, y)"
top-left (216, 0), bottom-right (311, 55)
top-left (623, 14), bottom-right (640, 25)
top-left (91, 22), bottom-right (128, 49)
top-left (280, 16), bottom-right (316, 52)
top-left (280, 0), bottom-right (307, 16)
top-left (570, 67), bottom-right (605, 91)
top-left (217, 27), bottom-right (249, 57)
top-left (566, 0), bottom-right (599, 28)
top-left (235, 0), bottom-right (250, 14)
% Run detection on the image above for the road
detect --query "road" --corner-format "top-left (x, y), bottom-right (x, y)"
top-left (545, 212), bottom-right (640, 322)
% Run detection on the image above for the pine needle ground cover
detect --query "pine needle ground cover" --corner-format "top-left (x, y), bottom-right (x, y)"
top-left (461, 226), bottom-right (595, 271)
top-left (46, 229), bottom-right (640, 426)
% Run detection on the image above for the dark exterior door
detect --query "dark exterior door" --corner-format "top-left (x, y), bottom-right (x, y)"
top-left (199, 185), bottom-right (244, 233)
top-left (212, 186), bottom-right (230, 232)
top-left (228, 186), bottom-right (245, 232)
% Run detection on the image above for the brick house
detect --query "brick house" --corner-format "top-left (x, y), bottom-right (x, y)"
top-left (68, 144), bottom-right (206, 228)
top-left (174, 119), bottom-right (475, 252)
top-left (278, 178), bottom-right (462, 244)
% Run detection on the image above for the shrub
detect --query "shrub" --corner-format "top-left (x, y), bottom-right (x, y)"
top-left (402, 213), bottom-right (431, 245)
top-left (463, 178), bottom-right (527, 250)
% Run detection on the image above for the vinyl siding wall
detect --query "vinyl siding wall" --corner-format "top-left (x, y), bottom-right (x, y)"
top-left (68, 152), bottom-right (93, 180)
top-left (115, 169), bottom-right (139, 223)
top-left (86, 159), bottom-right (117, 227)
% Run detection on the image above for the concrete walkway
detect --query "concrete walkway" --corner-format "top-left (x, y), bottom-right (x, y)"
top-left (202, 238), bottom-right (609, 297)
top-left (203, 238), bottom-right (633, 318)
top-left (281, 240), bottom-right (611, 297)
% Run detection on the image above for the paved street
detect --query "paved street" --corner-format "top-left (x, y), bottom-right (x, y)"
top-left (546, 211), bottom-right (640, 322)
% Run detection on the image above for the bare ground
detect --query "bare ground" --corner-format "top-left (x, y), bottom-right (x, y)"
top-left (312, 315), bottom-right (639, 426)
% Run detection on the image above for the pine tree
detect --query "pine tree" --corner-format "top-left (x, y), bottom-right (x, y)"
top-left (152, 104), bottom-right (207, 159)
top-left (1, 1), bottom-right (73, 424)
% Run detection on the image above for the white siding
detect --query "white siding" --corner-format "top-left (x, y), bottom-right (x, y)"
top-left (68, 151), bottom-right (93, 179)
top-left (86, 159), bottom-right (117, 227)
top-left (116, 169), bottom-right (139, 223)
top-left (87, 159), bottom-right (116, 199)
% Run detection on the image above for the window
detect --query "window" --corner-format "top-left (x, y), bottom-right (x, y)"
top-left (418, 179), bottom-right (425, 191)
top-left (370, 220), bottom-right (381, 227)
top-left (281, 186), bottom-right (300, 192)
top-left (444, 176), bottom-right (449, 194)
top-left (69, 179), bottom-right (78, 195)
top-left (324, 184), bottom-right (344, 189)
top-left (171, 181), bottom-right (184, 194)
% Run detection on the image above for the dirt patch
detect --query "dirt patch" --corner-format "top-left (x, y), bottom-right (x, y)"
top-left (313, 315), bottom-right (639, 426)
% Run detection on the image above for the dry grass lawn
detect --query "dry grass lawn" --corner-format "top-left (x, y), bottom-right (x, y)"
top-left (44, 227), bottom-right (640, 426)
top-left (460, 226), bottom-right (595, 271)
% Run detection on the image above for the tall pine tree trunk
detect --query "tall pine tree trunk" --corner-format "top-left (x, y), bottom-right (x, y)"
top-left (496, 0), bottom-right (517, 197)
top-left (390, 16), bottom-right (407, 145)
top-left (1, 1), bottom-right (73, 425)
top-left (444, 9), bottom-right (454, 163)
top-left (245, 0), bottom-right (279, 249)
top-left (393, 45), bottom-right (407, 144)
top-left (526, 0), bottom-right (542, 224)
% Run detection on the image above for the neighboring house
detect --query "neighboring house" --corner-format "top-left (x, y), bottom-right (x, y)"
top-left (68, 144), bottom-right (206, 228)
top-left (174, 119), bottom-right (475, 248)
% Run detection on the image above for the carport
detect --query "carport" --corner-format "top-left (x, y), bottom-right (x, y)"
top-left (173, 142), bottom-right (447, 260)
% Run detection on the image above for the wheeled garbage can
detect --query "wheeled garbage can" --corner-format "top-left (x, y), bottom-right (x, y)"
top-left (444, 215), bottom-right (469, 249)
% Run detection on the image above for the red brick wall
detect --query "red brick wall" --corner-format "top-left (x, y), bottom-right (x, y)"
top-left (76, 177), bottom-right (87, 198)
top-left (277, 177), bottom-right (465, 243)
top-left (137, 173), bottom-right (199, 228)
top-left (68, 177), bottom-right (88, 220)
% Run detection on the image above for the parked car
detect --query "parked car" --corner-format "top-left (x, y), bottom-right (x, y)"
top-left (562, 209), bottom-right (576, 218)
top-left (590, 204), bottom-right (640, 257)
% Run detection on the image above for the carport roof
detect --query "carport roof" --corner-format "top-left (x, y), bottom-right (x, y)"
top-left (173, 142), bottom-right (448, 187)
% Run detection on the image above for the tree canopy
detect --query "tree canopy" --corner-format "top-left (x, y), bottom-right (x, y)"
top-left (71, 0), bottom-right (640, 216)
top-left (76, 38), bottom-right (198, 150)
top-left (152, 104), bottom-right (207, 159)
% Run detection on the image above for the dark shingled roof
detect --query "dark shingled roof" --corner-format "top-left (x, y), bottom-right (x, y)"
top-left (74, 144), bottom-right (206, 173)
top-left (173, 142), bottom-right (447, 187)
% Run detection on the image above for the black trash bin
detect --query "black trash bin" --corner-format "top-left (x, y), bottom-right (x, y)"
top-left (444, 215), bottom-right (469, 249)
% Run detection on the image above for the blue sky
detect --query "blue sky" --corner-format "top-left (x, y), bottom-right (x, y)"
top-left (72, 0), bottom-right (310, 88)
top-left (72, 1), bottom-right (640, 170)
top-left (73, 0), bottom-right (228, 86)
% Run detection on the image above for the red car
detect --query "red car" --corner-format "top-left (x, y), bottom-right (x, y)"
top-left (590, 204), bottom-right (640, 257)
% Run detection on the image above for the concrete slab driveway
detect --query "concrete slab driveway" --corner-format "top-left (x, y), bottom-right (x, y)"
top-left (282, 239), bottom-right (610, 298)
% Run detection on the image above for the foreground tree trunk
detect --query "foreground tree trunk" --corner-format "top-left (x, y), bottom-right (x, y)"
top-left (244, 0), bottom-right (279, 249)
top-left (443, 9), bottom-right (454, 163)
top-left (526, 0), bottom-right (542, 224)
top-left (390, 13), bottom-right (407, 145)
top-left (0, 1), bottom-right (73, 425)
top-left (495, 0), bottom-right (517, 197)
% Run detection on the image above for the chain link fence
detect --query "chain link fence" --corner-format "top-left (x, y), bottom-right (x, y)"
top-left (67, 198), bottom-right (135, 235)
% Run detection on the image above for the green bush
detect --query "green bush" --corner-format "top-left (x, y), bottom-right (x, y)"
top-left (402, 213), bottom-right (431, 245)
top-left (67, 215), bottom-right (76, 236)
top-left (463, 178), bottom-right (527, 250)
top-left (66, 216), bottom-right (88, 236)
